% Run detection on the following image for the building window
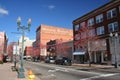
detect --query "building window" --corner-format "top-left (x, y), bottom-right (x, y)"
top-left (75, 24), bottom-right (79, 31)
top-left (80, 22), bottom-right (86, 29)
top-left (87, 18), bottom-right (94, 26)
top-left (108, 22), bottom-right (118, 32)
top-left (107, 8), bottom-right (117, 19)
top-left (97, 26), bottom-right (104, 35)
top-left (90, 29), bottom-right (95, 37)
top-left (96, 14), bottom-right (103, 23)
top-left (75, 34), bottom-right (80, 40)
top-left (81, 32), bottom-right (86, 39)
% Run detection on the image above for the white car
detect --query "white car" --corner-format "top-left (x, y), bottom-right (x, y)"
top-left (49, 59), bottom-right (55, 63)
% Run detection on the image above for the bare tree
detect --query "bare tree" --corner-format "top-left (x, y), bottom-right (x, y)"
top-left (74, 25), bottom-right (98, 67)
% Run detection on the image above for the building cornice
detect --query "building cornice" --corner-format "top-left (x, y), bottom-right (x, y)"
top-left (73, 0), bottom-right (120, 24)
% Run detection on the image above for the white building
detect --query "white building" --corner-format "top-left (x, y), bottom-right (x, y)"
top-left (13, 45), bottom-right (20, 55)
top-left (18, 36), bottom-right (35, 53)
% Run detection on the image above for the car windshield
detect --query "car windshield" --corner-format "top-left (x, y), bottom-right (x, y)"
top-left (63, 57), bottom-right (68, 60)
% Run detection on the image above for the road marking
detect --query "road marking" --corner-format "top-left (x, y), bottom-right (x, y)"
top-left (41, 74), bottom-right (56, 78)
top-left (55, 68), bottom-right (60, 71)
top-left (48, 69), bottom-right (56, 72)
top-left (80, 73), bottom-right (119, 80)
top-left (56, 68), bottom-right (69, 72)
top-left (31, 62), bottom-right (102, 75)
top-left (41, 74), bottom-right (56, 79)
top-left (48, 68), bottom-right (69, 73)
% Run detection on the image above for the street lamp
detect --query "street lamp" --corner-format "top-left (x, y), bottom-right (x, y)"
top-left (110, 32), bottom-right (118, 68)
top-left (17, 17), bottom-right (32, 78)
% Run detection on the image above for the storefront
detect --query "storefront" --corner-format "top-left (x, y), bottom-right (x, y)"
top-left (90, 39), bottom-right (107, 64)
top-left (73, 51), bottom-right (86, 63)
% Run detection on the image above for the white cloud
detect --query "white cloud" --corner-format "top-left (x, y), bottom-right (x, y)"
top-left (0, 7), bottom-right (9, 15)
top-left (48, 5), bottom-right (55, 10)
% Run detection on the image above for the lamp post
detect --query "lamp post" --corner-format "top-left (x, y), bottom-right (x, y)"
top-left (110, 32), bottom-right (118, 68)
top-left (17, 17), bottom-right (32, 78)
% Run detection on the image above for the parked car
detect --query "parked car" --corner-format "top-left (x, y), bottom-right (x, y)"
top-left (50, 56), bottom-right (56, 63)
top-left (25, 56), bottom-right (32, 61)
top-left (55, 57), bottom-right (72, 66)
top-left (32, 56), bottom-right (40, 62)
top-left (6, 57), bottom-right (11, 62)
top-left (23, 56), bottom-right (27, 60)
top-left (45, 56), bottom-right (55, 64)
top-left (45, 57), bottom-right (50, 63)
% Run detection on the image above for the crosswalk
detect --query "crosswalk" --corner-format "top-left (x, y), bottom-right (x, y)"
top-left (80, 73), bottom-right (119, 80)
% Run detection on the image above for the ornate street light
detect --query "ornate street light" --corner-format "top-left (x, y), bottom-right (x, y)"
top-left (17, 17), bottom-right (32, 78)
top-left (110, 32), bottom-right (118, 68)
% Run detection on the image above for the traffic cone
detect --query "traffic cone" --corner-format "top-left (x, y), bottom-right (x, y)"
top-left (28, 70), bottom-right (35, 80)
top-left (28, 70), bottom-right (33, 75)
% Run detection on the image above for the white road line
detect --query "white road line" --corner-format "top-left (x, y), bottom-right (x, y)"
top-left (48, 68), bottom-right (69, 73)
top-left (55, 66), bottom-right (102, 75)
top-left (41, 74), bottom-right (56, 78)
top-left (48, 69), bottom-right (56, 72)
top-left (80, 73), bottom-right (119, 80)
top-left (32, 62), bottom-right (102, 75)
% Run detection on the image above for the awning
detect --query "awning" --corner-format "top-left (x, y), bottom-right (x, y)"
top-left (73, 51), bottom-right (85, 55)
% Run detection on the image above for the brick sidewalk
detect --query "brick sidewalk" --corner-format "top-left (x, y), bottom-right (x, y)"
top-left (0, 62), bottom-right (40, 80)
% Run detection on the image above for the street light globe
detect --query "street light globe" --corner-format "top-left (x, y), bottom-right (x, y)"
top-left (28, 18), bottom-right (32, 25)
top-left (115, 33), bottom-right (118, 37)
top-left (17, 17), bottom-right (21, 23)
top-left (110, 33), bottom-right (113, 37)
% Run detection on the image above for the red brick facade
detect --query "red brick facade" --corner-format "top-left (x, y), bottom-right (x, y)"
top-left (0, 32), bottom-right (8, 61)
top-left (35, 24), bottom-right (73, 59)
top-left (73, 0), bottom-right (120, 64)
top-left (24, 46), bottom-right (33, 57)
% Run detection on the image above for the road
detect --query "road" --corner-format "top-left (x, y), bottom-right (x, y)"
top-left (24, 61), bottom-right (120, 80)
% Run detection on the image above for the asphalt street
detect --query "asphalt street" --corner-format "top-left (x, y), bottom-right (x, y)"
top-left (24, 61), bottom-right (120, 80)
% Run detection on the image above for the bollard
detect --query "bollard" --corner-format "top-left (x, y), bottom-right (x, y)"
top-left (28, 70), bottom-right (35, 80)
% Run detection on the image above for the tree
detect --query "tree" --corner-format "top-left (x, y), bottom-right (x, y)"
top-left (55, 39), bottom-right (71, 58)
top-left (74, 25), bottom-right (98, 67)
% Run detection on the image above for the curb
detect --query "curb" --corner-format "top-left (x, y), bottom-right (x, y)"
top-left (72, 64), bottom-right (114, 69)
top-left (72, 64), bottom-right (120, 73)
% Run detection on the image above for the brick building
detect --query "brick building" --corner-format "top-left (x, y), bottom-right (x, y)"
top-left (73, 0), bottom-right (120, 65)
top-left (24, 46), bottom-right (33, 57)
top-left (46, 40), bottom-right (73, 60)
top-left (7, 42), bottom-right (17, 61)
top-left (18, 36), bottom-right (35, 53)
top-left (0, 32), bottom-right (8, 62)
top-left (35, 24), bottom-right (73, 60)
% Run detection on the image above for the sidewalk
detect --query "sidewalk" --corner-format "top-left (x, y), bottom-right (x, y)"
top-left (0, 62), bottom-right (40, 80)
top-left (0, 63), bottom-right (17, 80)
top-left (72, 63), bottom-right (120, 73)
top-left (72, 63), bottom-right (114, 69)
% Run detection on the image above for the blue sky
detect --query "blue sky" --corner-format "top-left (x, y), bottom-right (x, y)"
top-left (0, 0), bottom-right (110, 43)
